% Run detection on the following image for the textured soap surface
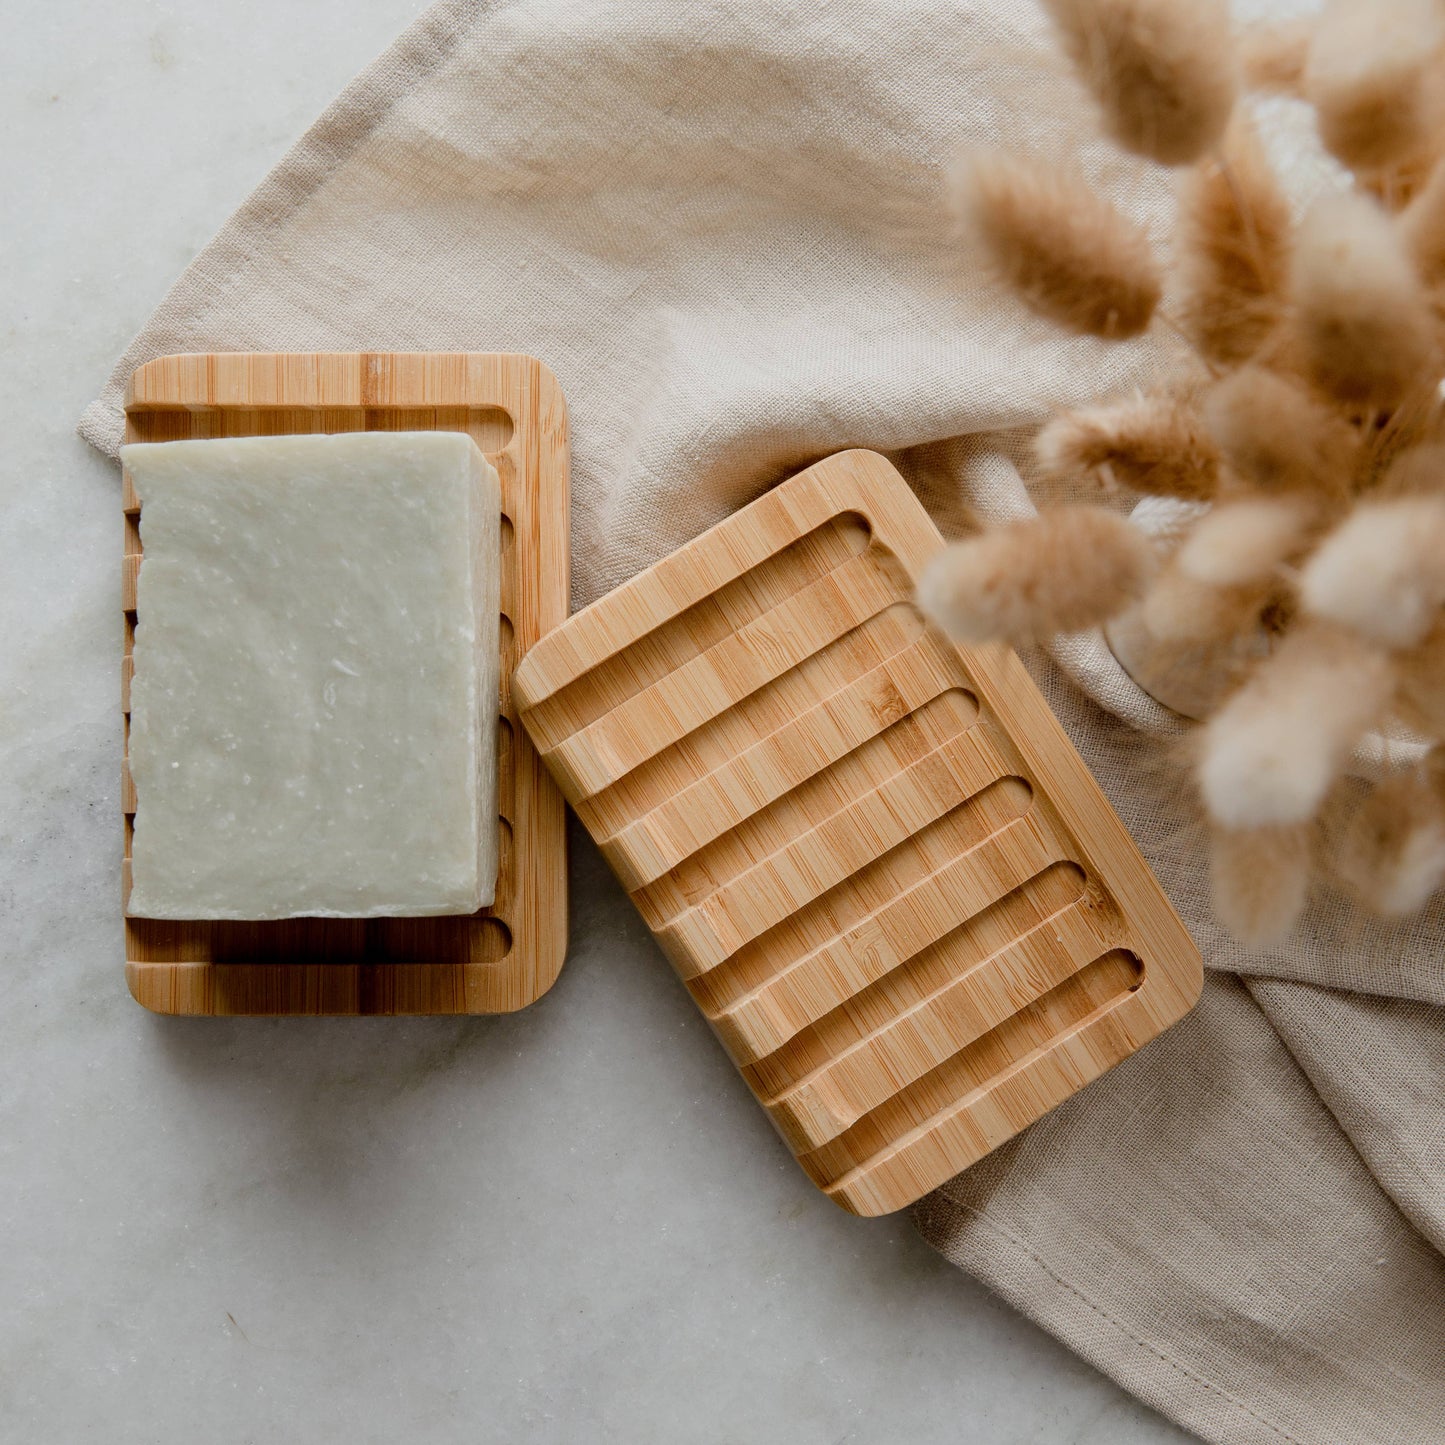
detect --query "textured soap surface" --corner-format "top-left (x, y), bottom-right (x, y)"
top-left (124, 432), bottom-right (500, 920)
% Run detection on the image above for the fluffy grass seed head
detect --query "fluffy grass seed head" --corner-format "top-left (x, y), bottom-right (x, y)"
top-left (1377, 442), bottom-right (1445, 498)
top-left (1202, 365), bottom-right (1360, 499)
top-left (1239, 18), bottom-right (1314, 97)
top-left (917, 504), bottom-right (1157, 646)
top-left (1290, 190), bottom-right (1437, 409)
top-left (1141, 562), bottom-right (1267, 648)
top-left (1176, 496), bottom-right (1314, 588)
top-left (952, 152), bottom-right (1162, 339)
top-left (1034, 391), bottom-right (1220, 500)
top-left (1304, 0), bottom-right (1445, 178)
top-left (1395, 620), bottom-right (1445, 736)
top-left (1198, 622), bottom-right (1395, 829)
top-left (1399, 160), bottom-right (1445, 292)
top-left (1175, 116), bottom-right (1293, 366)
top-left (1300, 497), bottom-right (1445, 648)
top-left (1333, 764), bottom-right (1445, 917)
top-left (1210, 820), bottom-right (1313, 948)
top-left (1042, 0), bottom-right (1238, 166)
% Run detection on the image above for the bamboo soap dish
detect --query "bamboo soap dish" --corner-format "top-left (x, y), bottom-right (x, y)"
top-left (122, 352), bottom-right (569, 1016)
top-left (514, 450), bottom-right (1201, 1215)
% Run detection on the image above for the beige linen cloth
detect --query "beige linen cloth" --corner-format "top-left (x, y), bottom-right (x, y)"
top-left (82, 2), bottom-right (1445, 1440)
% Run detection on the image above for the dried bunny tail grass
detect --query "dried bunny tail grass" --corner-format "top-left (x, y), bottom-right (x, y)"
top-left (1239, 18), bottom-right (1314, 96)
top-left (1175, 116), bottom-right (1293, 367)
top-left (1142, 563), bottom-right (1267, 647)
top-left (1106, 600), bottom-right (1264, 716)
top-left (916, 504), bottom-right (1156, 645)
top-left (1304, 0), bottom-right (1445, 178)
top-left (1176, 496), bottom-right (1315, 587)
top-left (1291, 191), bottom-right (1437, 410)
top-left (1034, 390), bottom-right (1219, 500)
top-left (952, 152), bottom-right (1161, 338)
top-left (1333, 762), bottom-right (1445, 917)
top-left (1198, 622), bottom-right (1395, 829)
top-left (1202, 365), bottom-right (1359, 498)
top-left (1399, 159), bottom-right (1445, 288)
top-left (1210, 820), bottom-right (1312, 947)
top-left (1395, 619), bottom-right (1445, 736)
top-left (1378, 442), bottom-right (1445, 497)
top-left (1357, 388), bottom-right (1445, 491)
top-left (1041, 0), bottom-right (1237, 166)
top-left (1300, 496), bottom-right (1445, 648)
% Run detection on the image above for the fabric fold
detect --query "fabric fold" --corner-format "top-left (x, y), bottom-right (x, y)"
top-left (914, 976), bottom-right (1445, 1445)
top-left (1249, 979), bottom-right (1445, 1256)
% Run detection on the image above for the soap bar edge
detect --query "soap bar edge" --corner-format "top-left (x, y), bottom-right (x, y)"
top-left (123, 431), bottom-right (502, 920)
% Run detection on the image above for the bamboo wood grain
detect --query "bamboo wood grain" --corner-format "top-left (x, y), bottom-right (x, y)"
top-left (513, 450), bottom-right (1200, 1215)
top-left (121, 351), bottom-right (569, 1016)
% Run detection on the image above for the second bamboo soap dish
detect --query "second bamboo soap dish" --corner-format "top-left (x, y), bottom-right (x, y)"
top-left (514, 449), bottom-right (1200, 1215)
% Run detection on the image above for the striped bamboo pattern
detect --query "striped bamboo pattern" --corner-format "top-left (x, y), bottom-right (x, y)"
top-left (514, 450), bottom-right (1200, 1215)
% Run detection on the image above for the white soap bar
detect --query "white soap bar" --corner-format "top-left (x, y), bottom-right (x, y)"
top-left (123, 432), bottom-right (500, 920)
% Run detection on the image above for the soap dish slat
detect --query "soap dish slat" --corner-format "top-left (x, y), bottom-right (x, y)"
top-left (121, 351), bottom-right (569, 1016)
top-left (514, 450), bottom-right (1200, 1214)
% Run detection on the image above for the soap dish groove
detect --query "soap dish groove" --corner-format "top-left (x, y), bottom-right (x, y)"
top-left (514, 450), bottom-right (1199, 1214)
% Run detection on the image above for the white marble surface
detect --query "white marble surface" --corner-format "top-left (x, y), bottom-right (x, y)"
top-left (0, 4), bottom-right (1196, 1440)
